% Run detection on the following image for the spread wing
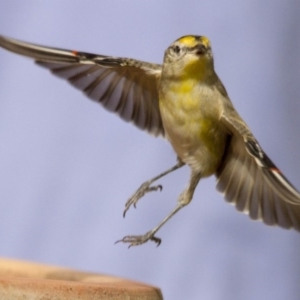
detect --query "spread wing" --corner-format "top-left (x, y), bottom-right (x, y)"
top-left (216, 95), bottom-right (300, 231)
top-left (0, 35), bottom-right (164, 136)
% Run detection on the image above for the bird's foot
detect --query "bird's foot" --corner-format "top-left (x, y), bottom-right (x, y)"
top-left (116, 231), bottom-right (161, 248)
top-left (123, 182), bottom-right (162, 217)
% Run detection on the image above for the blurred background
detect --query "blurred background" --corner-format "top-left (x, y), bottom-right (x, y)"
top-left (0, 1), bottom-right (300, 299)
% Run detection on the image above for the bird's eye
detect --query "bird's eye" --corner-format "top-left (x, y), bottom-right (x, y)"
top-left (173, 45), bottom-right (181, 54)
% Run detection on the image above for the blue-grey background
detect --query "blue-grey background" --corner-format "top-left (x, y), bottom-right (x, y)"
top-left (0, 1), bottom-right (300, 299)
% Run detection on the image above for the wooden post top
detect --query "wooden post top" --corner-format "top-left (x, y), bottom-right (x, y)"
top-left (0, 257), bottom-right (163, 300)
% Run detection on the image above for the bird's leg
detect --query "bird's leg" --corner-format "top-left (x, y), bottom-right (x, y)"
top-left (123, 160), bottom-right (185, 217)
top-left (117, 169), bottom-right (201, 247)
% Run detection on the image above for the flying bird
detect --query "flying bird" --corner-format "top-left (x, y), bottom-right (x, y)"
top-left (1, 35), bottom-right (300, 247)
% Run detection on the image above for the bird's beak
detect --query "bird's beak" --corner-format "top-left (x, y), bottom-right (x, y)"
top-left (194, 44), bottom-right (206, 56)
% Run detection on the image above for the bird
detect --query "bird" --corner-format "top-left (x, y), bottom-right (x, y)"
top-left (1, 34), bottom-right (300, 248)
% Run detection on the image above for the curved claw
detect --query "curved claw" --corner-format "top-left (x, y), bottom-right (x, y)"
top-left (132, 184), bottom-right (163, 208)
top-left (115, 233), bottom-right (162, 248)
top-left (123, 183), bottom-right (163, 217)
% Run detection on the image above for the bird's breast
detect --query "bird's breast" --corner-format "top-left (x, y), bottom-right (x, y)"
top-left (159, 82), bottom-right (227, 176)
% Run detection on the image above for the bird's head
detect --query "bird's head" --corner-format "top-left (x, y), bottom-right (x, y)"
top-left (163, 35), bottom-right (214, 80)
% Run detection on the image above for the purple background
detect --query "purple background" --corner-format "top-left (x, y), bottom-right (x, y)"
top-left (0, 1), bottom-right (300, 299)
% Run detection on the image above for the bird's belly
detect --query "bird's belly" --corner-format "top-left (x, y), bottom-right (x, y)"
top-left (165, 119), bottom-right (226, 176)
top-left (160, 94), bottom-right (227, 176)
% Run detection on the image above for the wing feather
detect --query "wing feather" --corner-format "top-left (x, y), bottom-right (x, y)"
top-left (0, 35), bottom-right (164, 136)
top-left (216, 102), bottom-right (300, 231)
